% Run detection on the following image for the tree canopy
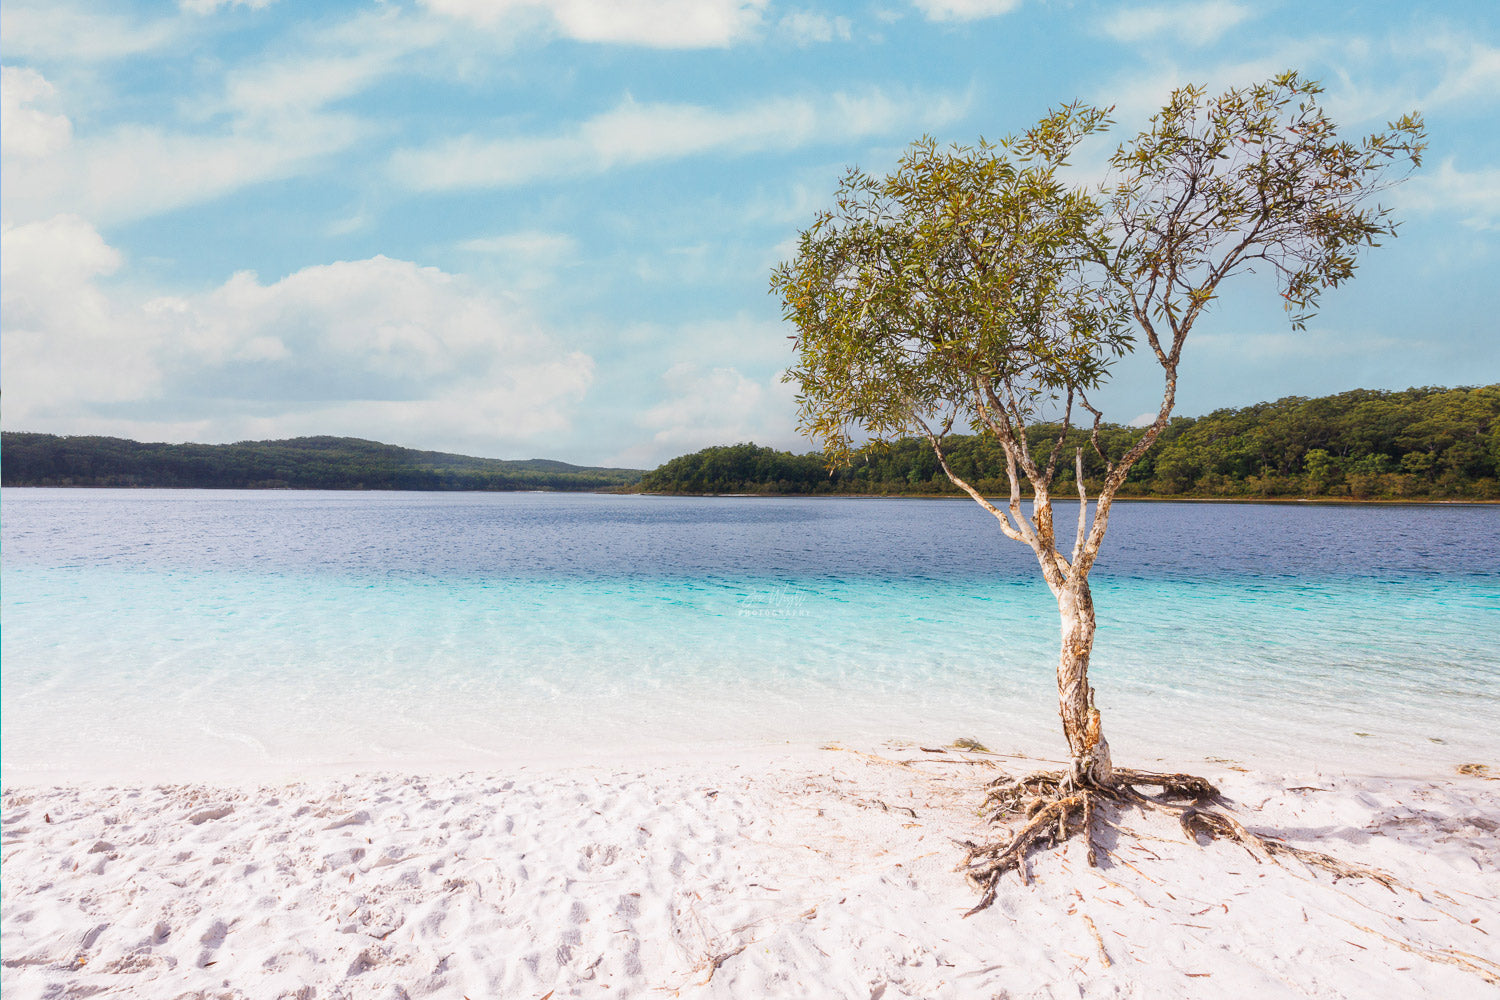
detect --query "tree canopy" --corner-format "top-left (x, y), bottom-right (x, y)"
top-left (772, 104), bottom-right (1128, 468)
top-left (772, 72), bottom-right (1426, 595)
top-left (637, 387), bottom-right (1499, 501)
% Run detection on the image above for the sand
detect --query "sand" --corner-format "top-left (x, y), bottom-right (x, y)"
top-left (3, 743), bottom-right (1498, 999)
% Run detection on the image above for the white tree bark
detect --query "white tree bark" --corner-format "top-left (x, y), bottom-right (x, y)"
top-left (922, 402), bottom-right (1126, 787)
top-left (1056, 578), bottom-right (1112, 785)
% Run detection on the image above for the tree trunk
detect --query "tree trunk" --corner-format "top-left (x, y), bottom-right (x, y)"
top-left (1056, 578), bottom-right (1113, 786)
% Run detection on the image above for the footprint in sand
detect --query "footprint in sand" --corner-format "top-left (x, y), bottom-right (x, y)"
top-left (195, 918), bottom-right (229, 968)
top-left (579, 843), bottom-right (620, 872)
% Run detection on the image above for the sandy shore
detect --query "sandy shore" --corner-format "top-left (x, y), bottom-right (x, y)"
top-left (3, 744), bottom-right (1498, 999)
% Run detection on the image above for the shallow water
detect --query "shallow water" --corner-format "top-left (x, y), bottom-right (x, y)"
top-left (2, 490), bottom-right (1496, 780)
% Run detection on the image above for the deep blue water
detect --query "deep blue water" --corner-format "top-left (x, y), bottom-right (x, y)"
top-left (3, 490), bottom-right (1496, 780)
top-left (6, 489), bottom-right (1495, 581)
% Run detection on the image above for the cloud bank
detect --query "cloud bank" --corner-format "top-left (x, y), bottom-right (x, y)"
top-left (1, 219), bottom-right (593, 455)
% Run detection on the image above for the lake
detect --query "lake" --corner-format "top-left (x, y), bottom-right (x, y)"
top-left (2, 489), bottom-right (1496, 781)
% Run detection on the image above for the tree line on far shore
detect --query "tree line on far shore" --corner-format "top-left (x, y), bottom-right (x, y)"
top-left (0, 434), bottom-right (644, 491)
top-left (638, 386), bottom-right (1499, 500)
top-left (7, 386), bottom-right (1495, 499)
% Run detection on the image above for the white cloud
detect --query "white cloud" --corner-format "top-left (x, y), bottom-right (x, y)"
top-left (910, 0), bottom-right (1020, 23)
top-left (459, 230), bottom-right (579, 262)
top-left (219, 51), bottom-right (396, 120)
top-left (456, 229), bottom-right (579, 268)
top-left (2, 8), bottom-right (439, 225)
top-left (419, 0), bottom-right (767, 48)
top-left (1102, 1), bottom-right (1253, 47)
top-left (738, 177), bottom-right (836, 228)
top-left (1, 66), bottom-right (72, 158)
top-left (2, 227), bottom-right (595, 455)
top-left (1399, 159), bottom-right (1500, 232)
top-left (626, 362), bottom-right (801, 464)
top-left (457, 230), bottom-right (580, 289)
top-left (587, 314), bottom-right (799, 464)
top-left (1320, 34), bottom-right (1500, 125)
top-left (1, 217), bottom-right (164, 412)
top-left (209, 9), bottom-right (448, 122)
top-left (778, 10), bottom-right (851, 45)
top-left (1088, 28), bottom-right (1494, 139)
top-left (157, 257), bottom-right (595, 439)
top-left (0, 2), bottom-right (178, 62)
top-left (1423, 34), bottom-right (1500, 108)
top-left (629, 314), bottom-right (795, 371)
top-left (2, 109), bottom-right (365, 225)
top-left (392, 87), bottom-right (971, 191)
top-left (180, 0), bottom-right (276, 13)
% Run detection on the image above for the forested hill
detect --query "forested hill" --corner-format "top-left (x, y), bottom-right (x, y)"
top-left (1, 434), bottom-right (644, 491)
top-left (639, 386), bottom-right (1499, 501)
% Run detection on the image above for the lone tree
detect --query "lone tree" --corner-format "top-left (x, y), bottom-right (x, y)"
top-left (771, 72), bottom-right (1424, 911)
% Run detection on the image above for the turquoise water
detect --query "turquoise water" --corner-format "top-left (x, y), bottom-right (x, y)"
top-left (2, 491), bottom-right (1496, 780)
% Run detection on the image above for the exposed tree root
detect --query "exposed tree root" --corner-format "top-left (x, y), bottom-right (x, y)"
top-left (1167, 799), bottom-right (1405, 893)
top-left (958, 765), bottom-right (1408, 917)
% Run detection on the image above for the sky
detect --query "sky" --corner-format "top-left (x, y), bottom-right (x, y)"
top-left (2, 0), bottom-right (1496, 468)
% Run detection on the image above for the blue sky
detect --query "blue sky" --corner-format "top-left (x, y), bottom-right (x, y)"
top-left (2, 0), bottom-right (1496, 467)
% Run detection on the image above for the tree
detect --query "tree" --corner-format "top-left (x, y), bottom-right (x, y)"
top-left (772, 72), bottom-right (1424, 911)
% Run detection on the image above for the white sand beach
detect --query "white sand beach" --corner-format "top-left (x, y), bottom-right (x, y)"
top-left (3, 743), bottom-right (1497, 999)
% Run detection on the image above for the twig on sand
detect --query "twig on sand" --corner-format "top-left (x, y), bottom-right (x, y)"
top-left (1072, 890), bottom-right (1111, 967)
top-left (820, 744), bottom-right (912, 769)
top-left (899, 757), bottom-right (1000, 767)
top-left (699, 943), bottom-right (748, 985)
top-left (1334, 915), bottom-right (1500, 985)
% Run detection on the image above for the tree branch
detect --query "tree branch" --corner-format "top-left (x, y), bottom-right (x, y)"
top-left (1077, 389), bottom-right (1111, 471)
top-left (912, 414), bottom-right (1025, 544)
top-left (1072, 447), bottom-right (1089, 565)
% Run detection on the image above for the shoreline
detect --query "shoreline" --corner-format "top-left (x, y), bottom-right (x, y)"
top-left (5, 485), bottom-right (1496, 505)
top-left (3, 743), bottom-right (1497, 998)
top-left (5, 726), bottom-right (1491, 793)
top-left (636, 491), bottom-right (1500, 505)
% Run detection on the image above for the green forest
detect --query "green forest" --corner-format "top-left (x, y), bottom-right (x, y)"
top-left (1, 434), bottom-right (644, 491)
top-left (7, 387), bottom-right (1496, 498)
top-left (638, 387), bottom-right (1500, 500)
